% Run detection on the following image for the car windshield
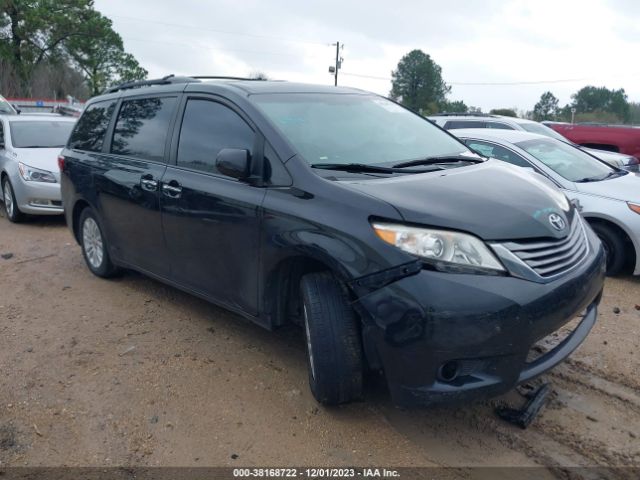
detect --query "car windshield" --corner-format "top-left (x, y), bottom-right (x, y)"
top-left (253, 93), bottom-right (468, 166)
top-left (10, 121), bottom-right (75, 148)
top-left (0, 98), bottom-right (16, 114)
top-left (515, 138), bottom-right (614, 182)
top-left (520, 122), bottom-right (568, 142)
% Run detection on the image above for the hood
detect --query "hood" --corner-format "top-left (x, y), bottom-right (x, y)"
top-left (13, 147), bottom-right (63, 173)
top-left (576, 171), bottom-right (640, 203)
top-left (342, 160), bottom-right (573, 241)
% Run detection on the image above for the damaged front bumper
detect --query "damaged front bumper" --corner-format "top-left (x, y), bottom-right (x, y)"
top-left (351, 226), bottom-right (606, 407)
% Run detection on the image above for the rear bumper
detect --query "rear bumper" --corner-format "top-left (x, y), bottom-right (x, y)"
top-left (355, 227), bottom-right (606, 407)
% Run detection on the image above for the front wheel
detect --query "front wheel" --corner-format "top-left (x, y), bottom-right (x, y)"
top-left (300, 271), bottom-right (364, 405)
top-left (591, 223), bottom-right (626, 276)
top-left (79, 208), bottom-right (120, 278)
top-left (2, 177), bottom-right (26, 223)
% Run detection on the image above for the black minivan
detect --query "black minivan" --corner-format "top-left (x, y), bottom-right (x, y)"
top-left (60, 76), bottom-right (606, 406)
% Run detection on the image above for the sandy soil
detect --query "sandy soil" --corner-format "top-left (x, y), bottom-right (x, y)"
top-left (0, 209), bottom-right (638, 478)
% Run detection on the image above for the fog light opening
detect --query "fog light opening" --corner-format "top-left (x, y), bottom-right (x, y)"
top-left (438, 360), bottom-right (460, 382)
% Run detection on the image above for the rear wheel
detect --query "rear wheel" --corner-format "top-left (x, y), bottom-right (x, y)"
top-left (2, 177), bottom-right (26, 223)
top-left (300, 271), bottom-right (364, 405)
top-left (591, 223), bottom-right (626, 275)
top-left (79, 208), bottom-right (120, 278)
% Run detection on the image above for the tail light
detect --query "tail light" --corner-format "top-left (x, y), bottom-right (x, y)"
top-left (57, 155), bottom-right (65, 171)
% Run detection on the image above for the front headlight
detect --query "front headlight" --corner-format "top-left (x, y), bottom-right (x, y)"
top-left (628, 202), bottom-right (640, 215)
top-left (372, 222), bottom-right (505, 273)
top-left (18, 162), bottom-right (57, 183)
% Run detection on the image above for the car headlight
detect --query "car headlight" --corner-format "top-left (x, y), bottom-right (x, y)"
top-left (628, 202), bottom-right (640, 215)
top-left (372, 222), bottom-right (505, 273)
top-left (18, 162), bottom-right (57, 183)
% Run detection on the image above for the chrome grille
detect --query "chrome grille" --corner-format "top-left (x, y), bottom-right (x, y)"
top-left (501, 215), bottom-right (588, 278)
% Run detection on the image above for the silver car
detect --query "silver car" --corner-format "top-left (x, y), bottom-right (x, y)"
top-left (429, 113), bottom-right (640, 172)
top-left (0, 115), bottom-right (76, 222)
top-left (0, 95), bottom-right (17, 115)
top-left (450, 128), bottom-right (640, 276)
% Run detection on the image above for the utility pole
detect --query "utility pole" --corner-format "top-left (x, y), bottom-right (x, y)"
top-left (329, 42), bottom-right (343, 86)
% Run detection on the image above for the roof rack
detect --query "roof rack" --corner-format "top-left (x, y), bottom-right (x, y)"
top-left (431, 112), bottom-right (492, 117)
top-left (191, 76), bottom-right (266, 81)
top-left (104, 74), bottom-right (200, 94)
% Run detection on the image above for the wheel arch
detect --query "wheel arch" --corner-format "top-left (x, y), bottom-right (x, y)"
top-left (583, 214), bottom-right (638, 273)
top-left (71, 199), bottom-right (91, 245)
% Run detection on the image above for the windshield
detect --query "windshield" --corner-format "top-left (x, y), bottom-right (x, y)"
top-left (515, 138), bottom-right (614, 182)
top-left (10, 121), bottom-right (75, 148)
top-left (520, 122), bottom-right (568, 142)
top-left (253, 93), bottom-right (468, 166)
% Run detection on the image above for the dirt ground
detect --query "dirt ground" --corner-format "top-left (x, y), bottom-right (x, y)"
top-left (0, 208), bottom-right (639, 478)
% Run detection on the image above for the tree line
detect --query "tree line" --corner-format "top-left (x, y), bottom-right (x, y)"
top-left (0, 0), bottom-right (146, 100)
top-left (389, 49), bottom-right (639, 124)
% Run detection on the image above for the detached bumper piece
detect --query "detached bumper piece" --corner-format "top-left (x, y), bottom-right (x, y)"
top-left (495, 383), bottom-right (550, 429)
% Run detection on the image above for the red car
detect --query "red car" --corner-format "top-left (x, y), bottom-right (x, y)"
top-left (548, 122), bottom-right (640, 160)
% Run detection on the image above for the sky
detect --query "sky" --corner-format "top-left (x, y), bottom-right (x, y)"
top-left (93, 0), bottom-right (640, 112)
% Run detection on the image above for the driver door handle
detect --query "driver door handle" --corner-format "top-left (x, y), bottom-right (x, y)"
top-left (162, 181), bottom-right (182, 198)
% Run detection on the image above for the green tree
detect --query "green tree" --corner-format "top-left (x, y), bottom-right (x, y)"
top-left (390, 49), bottom-right (450, 113)
top-left (489, 108), bottom-right (517, 117)
top-left (532, 91), bottom-right (559, 121)
top-left (571, 86), bottom-right (629, 122)
top-left (65, 10), bottom-right (146, 95)
top-left (439, 99), bottom-right (467, 113)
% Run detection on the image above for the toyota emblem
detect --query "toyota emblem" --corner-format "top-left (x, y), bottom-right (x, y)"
top-left (548, 213), bottom-right (566, 231)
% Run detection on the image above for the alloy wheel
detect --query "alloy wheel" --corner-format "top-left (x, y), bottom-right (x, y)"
top-left (82, 217), bottom-right (104, 269)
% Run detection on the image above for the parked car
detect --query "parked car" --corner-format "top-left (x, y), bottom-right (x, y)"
top-left (429, 113), bottom-right (639, 172)
top-left (546, 122), bottom-right (640, 162)
top-left (0, 114), bottom-right (76, 222)
top-left (0, 95), bottom-right (18, 115)
top-left (60, 76), bottom-right (605, 407)
top-left (450, 128), bottom-right (640, 275)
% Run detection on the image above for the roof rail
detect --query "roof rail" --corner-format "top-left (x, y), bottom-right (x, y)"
top-left (104, 74), bottom-right (200, 94)
top-left (431, 112), bottom-right (492, 117)
top-left (191, 76), bottom-right (267, 81)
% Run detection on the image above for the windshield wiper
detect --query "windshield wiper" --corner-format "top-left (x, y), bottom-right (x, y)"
top-left (576, 171), bottom-right (620, 183)
top-left (392, 155), bottom-right (485, 168)
top-left (311, 163), bottom-right (437, 174)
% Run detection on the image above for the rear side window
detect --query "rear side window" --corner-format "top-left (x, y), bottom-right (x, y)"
top-left (111, 97), bottom-right (177, 162)
top-left (444, 120), bottom-right (485, 129)
top-left (465, 140), bottom-right (531, 167)
top-left (68, 100), bottom-right (116, 152)
top-left (177, 99), bottom-right (254, 175)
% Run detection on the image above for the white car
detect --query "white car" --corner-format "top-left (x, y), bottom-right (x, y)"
top-left (0, 115), bottom-right (76, 222)
top-left (450, 128), bottom-right (640, 276)
top-left (429, 113), bottom-right (639, 172)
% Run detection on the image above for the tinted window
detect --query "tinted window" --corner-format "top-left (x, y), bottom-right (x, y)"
top-left (465, 140), bottom-right (531, 167)
top-left (0, 122), bottom-right (4, 146)
top-left (177, 99), bottom-right (254, 174)
top-left (68, 100), bottom-right (116, 151)
top-left (486, 122), bottom-right (514, 130)
top-left (444, 120), bottom-right (485, 129)
top-left (10, 121), bottom-right (75, 148)
top-left (254, 94), bottom-right (468, 166)
top-left (111, 97), bottom-right (177, 162)
top-left (520, 122), bottom-right (568, 141)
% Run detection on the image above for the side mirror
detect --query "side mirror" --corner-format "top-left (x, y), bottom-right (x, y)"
top-left (216, 148), bottom-right (251, 180)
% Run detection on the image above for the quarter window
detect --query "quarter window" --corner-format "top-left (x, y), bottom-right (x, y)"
top-left (177, 99), bottom-right (254, 175)
top-left (465, 140), bottom-right (531, 168)
top-left (111, 97), bottom-right (177, 162)
top-left (68, 100), bottom-right (116, 152)
top-left (444, 120), bottom-right (485, 129)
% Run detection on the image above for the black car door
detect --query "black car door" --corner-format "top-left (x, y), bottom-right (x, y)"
top-left (95, 94), bottom-right (179, 276)
top-left (160, 96), bottom-right (265, 316)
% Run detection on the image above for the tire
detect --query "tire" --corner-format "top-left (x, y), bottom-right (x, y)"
top-left (79, 207), bottom-right (119, 278)
top-left (591, 223), bottom-right (626, 276)
top-left (300, 271), bottom-right (364, 405)
top-left (2, 176), bottom-right (26, 223)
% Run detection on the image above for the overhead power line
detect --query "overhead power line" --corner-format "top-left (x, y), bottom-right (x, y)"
top-left (342, 72), bottom-right (592, 86)
top-left (110, 14), bottom-right (328, 47)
